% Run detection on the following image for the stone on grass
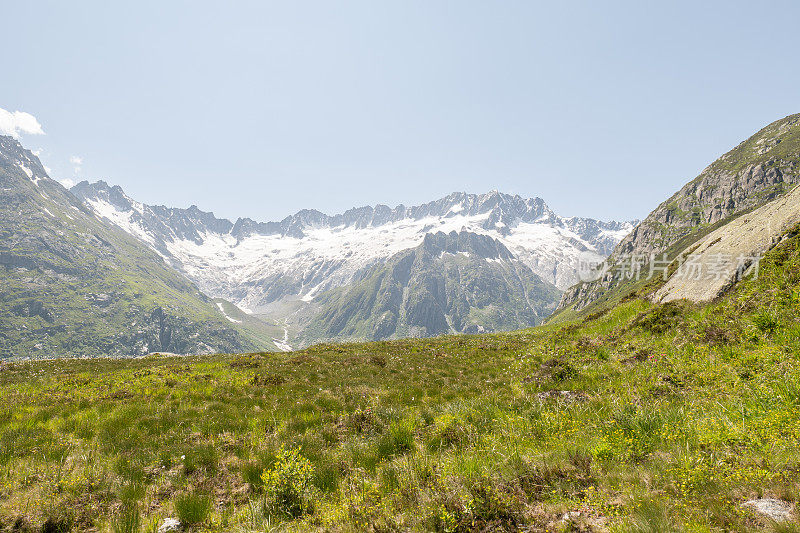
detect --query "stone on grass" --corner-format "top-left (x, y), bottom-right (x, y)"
top-left (157, 518), bottom-right (182, 533)
top-left (741, 498), bottom-right (793, 522)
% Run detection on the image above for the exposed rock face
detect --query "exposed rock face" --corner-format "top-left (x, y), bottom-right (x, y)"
top-left (557, 113), bottom-right (800, 314)
top-left (654, 183), bottom-right (800, 303)
top-left (298, 230), bottom-right (561, 344)
top-left (0, 135), bottom-right (256, 359)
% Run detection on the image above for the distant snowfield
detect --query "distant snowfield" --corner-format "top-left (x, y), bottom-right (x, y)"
top-left (74, 187), bottom-right (634, 315)
top-left (86, 198), bottom-right (157, 246)
top-left (161, 211), bottom-right (628, 313)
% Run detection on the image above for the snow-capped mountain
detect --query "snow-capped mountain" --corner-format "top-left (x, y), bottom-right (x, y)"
top-left (71, 181), bottom-right (635, 314)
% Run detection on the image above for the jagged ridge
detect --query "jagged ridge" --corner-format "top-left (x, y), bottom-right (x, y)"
top-left (71, 183), bottom-right (634, 312)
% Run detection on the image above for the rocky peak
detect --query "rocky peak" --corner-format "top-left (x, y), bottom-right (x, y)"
top-left (421, 230), bottom-right (514, 261)
top-left (0, 135), bottom-right (50, 186)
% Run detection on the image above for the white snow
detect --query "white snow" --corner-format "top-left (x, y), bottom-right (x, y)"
top-left (18, 163), bottom-right (32, 178)
top-left (17, 162), bottom-right (42, 185)
top-left (87, 198), bottom-right (157, 246)
top-left (272, 323), bottom-right (292, 352)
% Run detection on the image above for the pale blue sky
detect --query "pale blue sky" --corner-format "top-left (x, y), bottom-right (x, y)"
top-left (3, 1), bottom-right (798, 222)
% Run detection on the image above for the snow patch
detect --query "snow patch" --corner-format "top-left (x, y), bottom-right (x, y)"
top-left (18, 163), bottom-right (32, 178)
top-left (87, 198), bottom-right (157, 246)
top-left (272, 323), bottom-right (292, 352)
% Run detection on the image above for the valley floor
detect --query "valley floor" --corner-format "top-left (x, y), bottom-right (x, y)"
top-left (3, 230), bottom-right (800, 532)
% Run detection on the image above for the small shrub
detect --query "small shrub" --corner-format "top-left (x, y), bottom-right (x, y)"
top-left (468, 475), bottom-right (522, 528)
top-left (174, 492), bottom-right (213, 526)
top-left (535, 358), bottom-right (577, 383)
top-left (369, 355), bottom-right (387, 367)
top-left (631, 302), bottom-right (685, 334)
top-left (261, 445), bottom-right (315, 518)
top-left (347, 407), bottom-right (380, 434)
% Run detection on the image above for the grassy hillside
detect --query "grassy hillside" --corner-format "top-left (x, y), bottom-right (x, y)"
top-left (3, 227), bottom-right (800, 531)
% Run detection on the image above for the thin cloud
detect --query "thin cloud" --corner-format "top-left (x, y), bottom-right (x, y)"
top-left (59, 178), bottom-right (76, 188)
top-left (70, 155), bottom-right (83, 174)
top-left (0, 108), bottom-right (45, 138)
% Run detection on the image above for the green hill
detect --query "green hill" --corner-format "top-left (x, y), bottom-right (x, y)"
top-left (298, 230), bottom-right (561, 345)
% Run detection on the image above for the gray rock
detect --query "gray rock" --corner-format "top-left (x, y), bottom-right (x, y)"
top-left (741, 498), bottom-right (793, 522)
top-left (157, 517), bottom-right (182, 533)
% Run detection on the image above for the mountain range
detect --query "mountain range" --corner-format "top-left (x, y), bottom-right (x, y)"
top-left (3, 112), bottom-right (800, 357)
top-left (69, 182), bottom-right (634, 348)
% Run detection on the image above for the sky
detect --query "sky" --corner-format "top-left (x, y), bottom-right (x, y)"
top-left (2, 1), bottom-right (799, 223)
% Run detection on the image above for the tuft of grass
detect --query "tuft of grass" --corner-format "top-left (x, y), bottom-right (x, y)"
top-left (174, 492), bottom-right (213, 526)
top-left (753, 311), bottom-right (780, 334)
top-left (184, 443), bottom-right (219, 475)
top-left (111, 503), bottom-right (141, 533)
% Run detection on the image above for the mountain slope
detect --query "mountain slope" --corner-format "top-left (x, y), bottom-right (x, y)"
top-left (70, 183), bottom-right (634, 313)
top-left (654, 181), bottom-right (800, 303)
top-left (297, 231), bottom-right (560, 344)
top-left (0, 136), bottom-right (261, 359)
top-left (555, 112), bottom-right (800, 317)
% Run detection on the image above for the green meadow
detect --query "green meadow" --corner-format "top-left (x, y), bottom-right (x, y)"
top-left (3, 231), bottom-right (800, 532)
